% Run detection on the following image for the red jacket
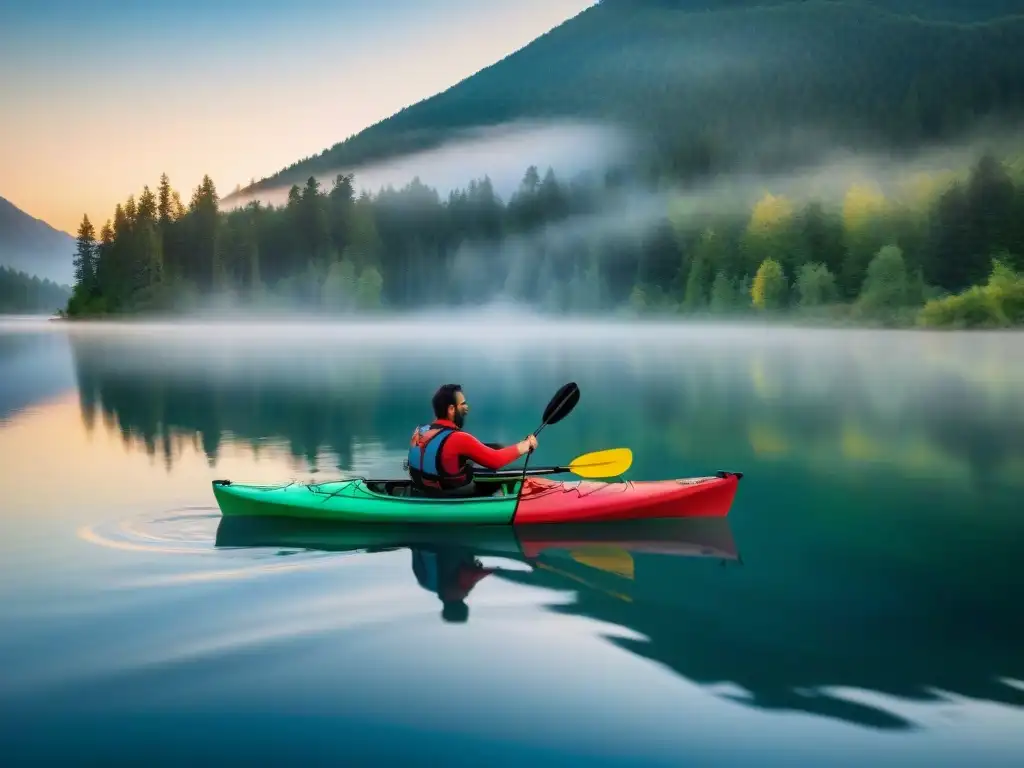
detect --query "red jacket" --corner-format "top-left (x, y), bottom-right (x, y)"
top-left (420, 419), bottom-right (522, 475)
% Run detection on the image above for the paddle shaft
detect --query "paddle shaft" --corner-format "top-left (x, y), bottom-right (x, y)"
top-left (511, 382), bottom-right (581, 523)
top-left (476, 466), bottom-right (574, 480)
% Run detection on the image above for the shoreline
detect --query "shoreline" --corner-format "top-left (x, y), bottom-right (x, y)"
top-left (25, 310), bottom-right (1024, 334)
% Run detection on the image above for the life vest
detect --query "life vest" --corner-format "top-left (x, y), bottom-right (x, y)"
top-left (407, 422), bottom-right (473, 490)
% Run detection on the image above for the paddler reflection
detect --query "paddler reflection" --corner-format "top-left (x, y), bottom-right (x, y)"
top-left (411, 545), bottom-right (496, 623)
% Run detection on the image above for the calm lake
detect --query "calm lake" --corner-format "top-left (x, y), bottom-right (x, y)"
top-left (1, 315), bottom-right (1022, 766)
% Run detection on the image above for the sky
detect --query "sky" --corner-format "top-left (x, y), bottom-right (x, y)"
top-left (0, 0), bottom-right (597, 234)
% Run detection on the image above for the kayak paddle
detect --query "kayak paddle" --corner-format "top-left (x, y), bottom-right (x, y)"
top-left (511, 382), bottom-right (581, 521)
top-left (559, 447), bottom-right (632, 478)
top-left (476, 448), bottom-right (633, 480)
top-left (535, 381), bottom-right (580, 436)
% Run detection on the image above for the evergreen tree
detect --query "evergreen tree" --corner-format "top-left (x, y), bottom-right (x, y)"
top-left (73, 214), bottom-right (96, 291)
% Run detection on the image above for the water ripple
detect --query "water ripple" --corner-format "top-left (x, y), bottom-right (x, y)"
top-left (76, 507), bottom-right (357, 587)
top-left (77, 506), bottom-right (223, 555)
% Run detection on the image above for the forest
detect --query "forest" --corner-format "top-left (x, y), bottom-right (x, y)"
top-left (0, 266), bottom-right (69, 314)
top-left (65, 151), bottom-right (1024, 328)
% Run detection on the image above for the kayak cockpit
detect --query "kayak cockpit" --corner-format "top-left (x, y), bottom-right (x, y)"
top-left (360, 477), bottom-right (520, 500)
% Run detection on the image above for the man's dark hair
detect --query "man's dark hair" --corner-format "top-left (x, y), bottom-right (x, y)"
top-left (432, 383), bottom-right (463, 419)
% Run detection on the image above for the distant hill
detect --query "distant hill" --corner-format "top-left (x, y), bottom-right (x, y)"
top-left (0, 196), bottom-right (75, 285)
top-left (228, 0), bottom-right (1024, 202)
top-left (0, 266), bottom-right (70, 315)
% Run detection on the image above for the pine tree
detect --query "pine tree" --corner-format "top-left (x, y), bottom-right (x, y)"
top-left (73, 214), bottom-right (97, 291)
top-left (157, 173), bottom-right (172, 226)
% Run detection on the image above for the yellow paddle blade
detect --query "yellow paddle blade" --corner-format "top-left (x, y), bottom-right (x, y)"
top-left (566, 448), bottom-right (633, 478)
top-left (570, 547), bottom-right (635, 580)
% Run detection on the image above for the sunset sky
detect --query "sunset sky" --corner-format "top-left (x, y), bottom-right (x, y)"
top-left (0, 0), bottom-right (595, 234)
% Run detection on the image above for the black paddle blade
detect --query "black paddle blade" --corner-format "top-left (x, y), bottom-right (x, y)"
top-left (540, 381), bottom-right (580, 428)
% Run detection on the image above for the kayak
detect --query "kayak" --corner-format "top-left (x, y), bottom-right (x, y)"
top-left (210, 470), bottom-right (742, 525)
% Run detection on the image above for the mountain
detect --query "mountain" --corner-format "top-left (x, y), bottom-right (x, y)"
top-left (0, 196), bottom-right (75, 286)
top-left (228, 0), bottom-right (1024, 202)
top-left (604, 1), bottom-right (1024, 21)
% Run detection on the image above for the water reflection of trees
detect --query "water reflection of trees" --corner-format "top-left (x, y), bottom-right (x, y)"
top-left (496, 531), bottom-right (1024, 732)
top-left (0, 331), bottom-right (75, 422)
top-left (67, 329), bottom-right (1024, 485)
top-left (71, 337), bottom-right (390, 471)
top-left (634, 333), bottom-right (1024, 486)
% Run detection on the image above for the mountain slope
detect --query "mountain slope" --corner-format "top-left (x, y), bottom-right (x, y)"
top-left (231, 0), bottom-right (1024, 200)
top-left (601, 1), bottom-right (1024, 22)
top-left (0, 197), bottom-right (75, 286)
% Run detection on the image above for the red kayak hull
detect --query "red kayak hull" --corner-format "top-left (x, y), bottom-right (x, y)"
top-left (513, 471), bottom-right (741, 524)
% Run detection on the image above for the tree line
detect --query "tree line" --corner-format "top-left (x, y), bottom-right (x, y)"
top-left (669, 153), bottom-right (1024, 328)
top-left (65, 152), bottom-right (1024, 328)
top-left (0, 266), bottom-right (69, 314)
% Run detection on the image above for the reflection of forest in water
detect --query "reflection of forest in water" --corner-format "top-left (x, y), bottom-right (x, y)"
top-left (68, 328), bottom-right (1024, 487)
top-left (494, 533), bottom-right (1024, 732)
top-left (0, 331), bottom-right (75, 422)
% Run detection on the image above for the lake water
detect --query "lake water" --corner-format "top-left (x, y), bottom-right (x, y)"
top-left (1, 315), bottom-right (1023, 766)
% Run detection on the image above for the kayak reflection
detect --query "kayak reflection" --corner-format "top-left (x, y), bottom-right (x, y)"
top-left (213, 516), bottom-right (740, 624)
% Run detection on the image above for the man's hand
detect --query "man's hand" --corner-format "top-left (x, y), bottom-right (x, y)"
top-left (517, 434), bottom-right (538, 455)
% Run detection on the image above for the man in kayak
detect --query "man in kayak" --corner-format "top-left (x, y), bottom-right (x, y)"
top-left (407, 383), bottom-right (537, 496)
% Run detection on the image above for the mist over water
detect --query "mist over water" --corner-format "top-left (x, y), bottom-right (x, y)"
top-left (52, 317), bottom-right (1024, 487)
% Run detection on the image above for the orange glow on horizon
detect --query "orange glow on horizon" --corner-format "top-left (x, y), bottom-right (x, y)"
top-left (0, 2), bottom-right (597, 233)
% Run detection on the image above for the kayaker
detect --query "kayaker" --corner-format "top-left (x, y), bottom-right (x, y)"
top-left (407, 383), bottom-right (537, 496)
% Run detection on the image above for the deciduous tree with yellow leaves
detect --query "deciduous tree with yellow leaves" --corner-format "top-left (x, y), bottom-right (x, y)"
top-left (751, 258), bottom-right (787, 311)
